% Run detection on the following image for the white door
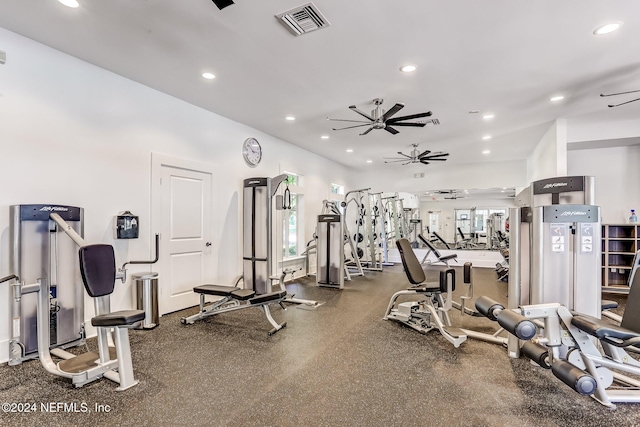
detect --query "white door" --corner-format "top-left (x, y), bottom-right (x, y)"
top-left (152, 154), bottom-right (215, 315)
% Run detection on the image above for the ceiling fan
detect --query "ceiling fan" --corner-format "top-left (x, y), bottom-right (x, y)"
top-left (327, 98), bottom-right (437, 135)
top-left (384, 144), bottom-right (449, 165)
top-left (601, 89), bottom-right (640, 108)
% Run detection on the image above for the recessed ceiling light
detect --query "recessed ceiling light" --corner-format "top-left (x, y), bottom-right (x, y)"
top-left (321, 135), bottom-right (329, 139)
top-left (482, 113), bottom-right (495, 120)
top-left (593, 21), bottom-right (623, 35)
top-left (550, 95), bottom-right (565, 102)
top-left (468, 110), bottom-right (480, 114)
top-left (482, 150), bottom-right (491, 155)
top-left (346, 149), bottom-right (353, 153)
top-left (366, 160), bottom-right (373, 163)
top-left (400, 65), bottom-right (417, 73)
top-left (202, 72), bottom-right (215, 80)
top-left (285, 116), bottom-right (295, 121)
top-left (482, 135), bottom-right (492, 141)
top-left (58, 0), bottom-right (79, 7)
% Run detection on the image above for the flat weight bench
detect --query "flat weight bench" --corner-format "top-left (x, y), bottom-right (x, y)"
top-left (180, 284), bottom-right (287, 335)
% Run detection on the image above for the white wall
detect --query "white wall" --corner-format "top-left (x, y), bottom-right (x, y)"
top-left (568, 145), bottom-right (640, 223)
top-left (353, 159), bottom-right (528, 194)
top-left (526, 119), bottom-right (567, 183)
top-left (0, 28), bottom-right (354, 362)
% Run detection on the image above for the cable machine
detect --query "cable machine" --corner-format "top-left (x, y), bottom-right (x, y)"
top-left (508, 176), bottom-right (600, 357)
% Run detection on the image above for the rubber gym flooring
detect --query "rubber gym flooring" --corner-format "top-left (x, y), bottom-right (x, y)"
top-left (0, 264), bottom-right (637, 427)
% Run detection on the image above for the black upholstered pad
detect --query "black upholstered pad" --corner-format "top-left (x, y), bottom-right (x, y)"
top-left (249, 290), bottom-right (287, 305)
top-left (231, 289), bottom-right (256, 300)
top-left (571, 315), bottom-right (640, 341)
top-left (439, 254), bottom-right (458, 262)
top-left (79, 244), bottom-right (116, 297)
top-left (92, 309), bottom-right (145, 327)
top-left (410, 284), bottom-right (441, 293)
top-left (193, 285), bottom-right (240, 296)
top-left (397, 238), bottom-right (426, 285)
top-left (601, 300), bottom-right (619, 310)
top-left (621, 272), bottom-right (640, 333)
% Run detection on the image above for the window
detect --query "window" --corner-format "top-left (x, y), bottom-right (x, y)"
top-left (282, 172), bottom-right (303, 258)
top-left (283, 193), bottom-right (298, 257)
top-left (331, 183), bottom-right (344, 196)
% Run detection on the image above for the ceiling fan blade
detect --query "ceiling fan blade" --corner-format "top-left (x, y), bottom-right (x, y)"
top-left (422, 153), bottom-right (450, 159)
top-left (326, 118), bottom-right (372, 123)
top-left (418, 149), bottom-right (431, 158)
top-left (387, 111), bottom-right (432, 122)
top-left (349, 105), bottom-right (374, 121)
top-left (389, 122), bottom-right (426, 127)
top-left (382, 103), bottom-right (404, 121)
top-left (403, 161), bottom-right (412, 165)
top-left (332, 123), bottom-right (374, 131)
top-left (359, 127), bottom-right (374, 136)
top-left (384, 159), bottom-right (408, 163)
top-left (423, 158), bottom-right (447, 161)
top-left (396, 152), bottom-right (412, 158)
top-left (608, 97), bottom-right (640, 108)
top-left (419, 159), bottom-right (430, 164)
top-left (384, 126), bottom-right (399, 135)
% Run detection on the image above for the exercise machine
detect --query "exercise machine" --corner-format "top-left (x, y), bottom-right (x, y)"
top-left (316, 213), bottom-right (345, 289)
top-left (384, 238), bottom-right (516, 348)
top-left (476, 272), bottom-right (640, 408)
top-left (181, 176), bottom-right (294, 333)
top-left (417, 234), bottom-right (458, 268)
top-left (4, 205), bottom-right (144, 389)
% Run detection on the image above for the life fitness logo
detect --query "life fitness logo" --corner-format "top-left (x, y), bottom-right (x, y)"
top-left (543, 182), bottom-right (568, 189)
top-left (560, 211), bottom-right (587, 216)
top-left (39, 206), bottom-right (69, 212)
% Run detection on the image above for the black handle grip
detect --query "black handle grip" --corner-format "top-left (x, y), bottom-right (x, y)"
top-left (463, 262), bottom-right (472, 284)
top-left (497, 310), bottom-right (537, 340)
top-left (0, 274), bottom-right (18, 284)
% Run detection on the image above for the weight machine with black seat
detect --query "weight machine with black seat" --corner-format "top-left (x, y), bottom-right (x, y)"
top-left (384, 238), bottom-right (515, 348)
top-left (3, 205), bottom-right (145, 390)
top-left (181, 176), bottom-right (301, 333)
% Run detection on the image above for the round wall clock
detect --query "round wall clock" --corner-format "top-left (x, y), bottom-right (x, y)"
top-left (242, 137), bottom-right (262, 167)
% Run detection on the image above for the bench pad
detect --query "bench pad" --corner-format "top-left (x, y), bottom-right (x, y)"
top-left (249, 290), bottom-right (287, 305)
top-left (231, 289), bottom-right (256, 300)
top-left (194, 285), bottom-right (240, 296)
top-left (572, 315), bottom-right (640, 341)
top-left (92, 309), bottom-right (145, 327)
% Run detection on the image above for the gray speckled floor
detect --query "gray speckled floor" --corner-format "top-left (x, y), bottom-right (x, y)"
top-left (0, 265), bottom-right (637, 427)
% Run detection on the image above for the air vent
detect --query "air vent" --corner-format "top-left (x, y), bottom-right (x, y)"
top-left (276, 2), bottom-right (330, 36)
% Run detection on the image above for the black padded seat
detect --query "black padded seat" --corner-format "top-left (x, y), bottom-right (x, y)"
top-left (601, 300), bottom-right (619, 310)
top-left (397, 238), bottom-right (426, 285)
top-left (231, 289), bottom-right (256, 300)
top-left (410, 284), bottom-right (441, 293)
top-left (571, 315), bottom-right (640, 341)
top-left (92, 309), bottom-right (145, 327)
top-left (438, 254), bottom-right (458, 262)
top-left (249, 290), bottom-right (287, 305)
top-left (193, 285), bottom-right (240, 296)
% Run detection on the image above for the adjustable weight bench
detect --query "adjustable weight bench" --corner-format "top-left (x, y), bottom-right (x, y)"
top-left (418, 234), bottom-right (458, 268)
top-left (180, 285), bottom-right (287, 336)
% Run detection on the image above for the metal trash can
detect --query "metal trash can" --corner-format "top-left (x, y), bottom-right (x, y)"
top-left (133, 272), bottom-right (159, 329)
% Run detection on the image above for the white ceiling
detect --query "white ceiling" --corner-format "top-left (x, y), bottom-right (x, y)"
top-left (1, 0), bottom-right (640, 173)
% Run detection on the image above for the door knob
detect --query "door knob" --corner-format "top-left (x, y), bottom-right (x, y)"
top-left (205, 242), bottom-right (212, 247)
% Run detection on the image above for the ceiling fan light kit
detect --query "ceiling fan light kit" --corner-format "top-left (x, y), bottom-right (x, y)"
top-left (328, 98), bottom-right (436, 136)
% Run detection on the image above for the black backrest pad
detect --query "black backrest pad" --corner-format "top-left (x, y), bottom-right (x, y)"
top-left (439, 269), bottom-right (455, 293)
top-left (621, 271), bottom-right (640, 333)
top-left (418, 234), bottom-right (441, 257)
top-left (396, 238), bottom-right (425, 285)
top-left (79, 244), bottom-right (116, 297)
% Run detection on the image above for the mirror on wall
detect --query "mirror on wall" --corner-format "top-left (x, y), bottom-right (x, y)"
top-left (417, 188), bottom-right (516, 250)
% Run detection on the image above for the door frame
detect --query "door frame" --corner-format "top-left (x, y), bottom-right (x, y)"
top-left (150, 152), bottom-right (217, 315)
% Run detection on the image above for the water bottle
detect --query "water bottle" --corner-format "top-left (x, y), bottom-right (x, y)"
top-left (630, 209), bottom-right (638, 223)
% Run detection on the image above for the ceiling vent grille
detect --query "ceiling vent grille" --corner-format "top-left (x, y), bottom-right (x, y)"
top-left (276, 2), bottom-right (330, 36)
